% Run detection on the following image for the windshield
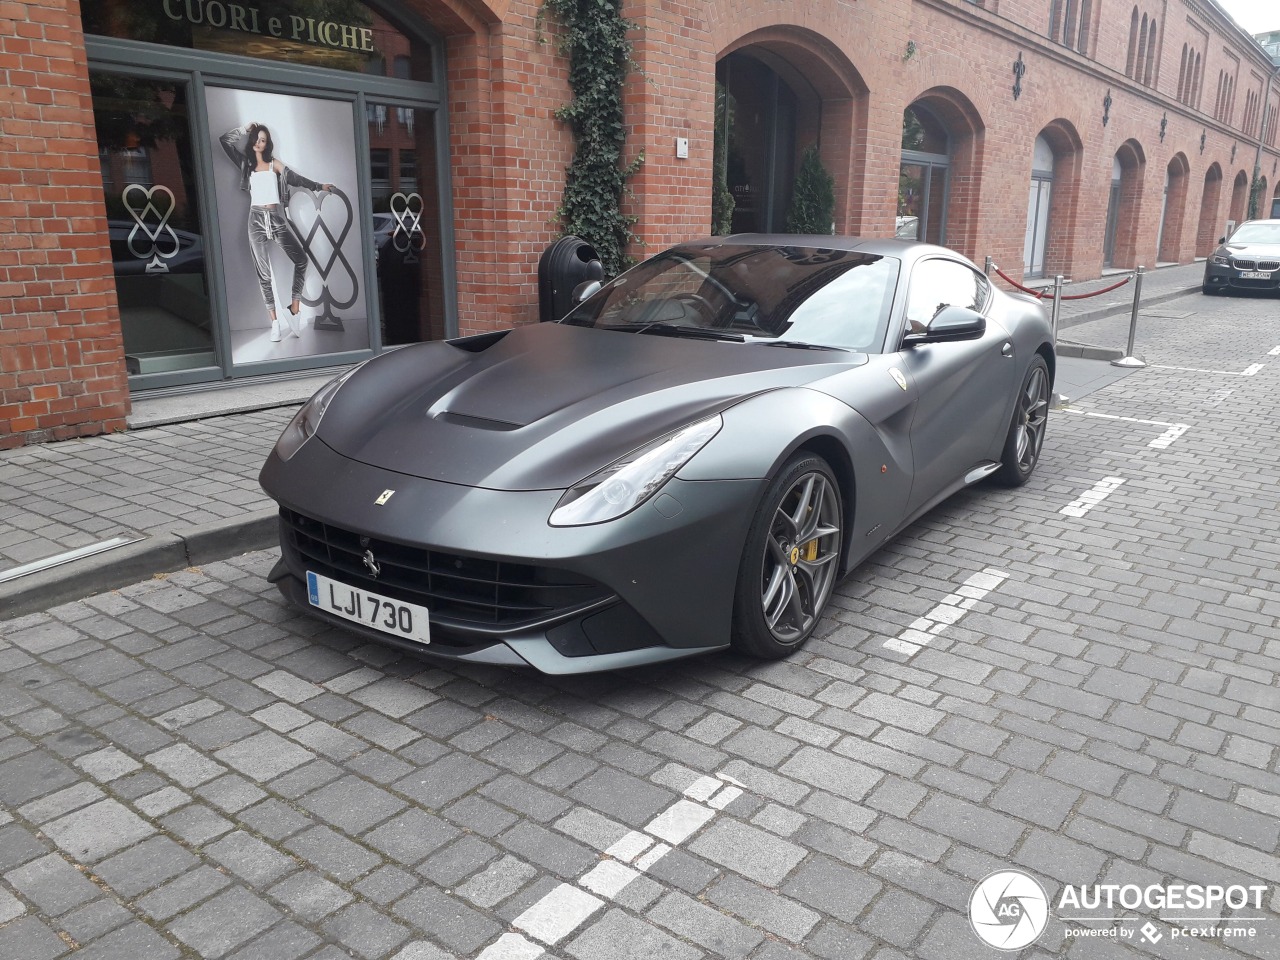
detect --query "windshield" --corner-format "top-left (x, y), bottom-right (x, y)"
top-left (1229, 223), bottom-right (1280, 244)
top-left (562, 244), bottom-right (900, 352)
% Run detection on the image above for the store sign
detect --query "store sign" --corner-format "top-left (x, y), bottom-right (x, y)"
top-left (161, 0), bottom-right (374, 53)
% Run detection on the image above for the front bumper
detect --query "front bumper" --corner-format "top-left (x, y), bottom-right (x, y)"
top-left (1203, 259), bottom-right (1280, 293)
top-left (259, 439), bottom-right (763, 674)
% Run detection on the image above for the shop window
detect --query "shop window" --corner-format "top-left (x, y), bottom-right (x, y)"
top-left (91, 73), bottom-right (215, 376)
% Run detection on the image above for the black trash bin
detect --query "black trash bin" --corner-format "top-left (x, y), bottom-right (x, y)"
top-left (538, 236), bottom-right (604, 323)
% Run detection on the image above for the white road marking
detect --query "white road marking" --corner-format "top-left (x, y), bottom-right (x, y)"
top-left (477, 771), bottom-right (744, 958)
top-left (477, 933), bottom-right (544, 960)
top-left (1060, 476), bottom-right (1125, 518)
top-left (1058, 408), bottom-right (1190, 448)
top-left (1269, 346), bottom-right (1280, 356)
top-left (514, 884), bottom-right (604, 944)
top-left (1148, 424), bottom-right (1189, 448)
top-left (882, 567), bottom-right (1009, 656)
top-left (645, 799), bottom-right (716, 844)
top-left (1152, 362), bottom-right (1264, 376)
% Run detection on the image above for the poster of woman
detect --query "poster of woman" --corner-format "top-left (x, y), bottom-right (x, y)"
top-left (205, 86), bottom-right (369, 364)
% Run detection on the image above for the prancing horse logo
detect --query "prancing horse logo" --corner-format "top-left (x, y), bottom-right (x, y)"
top-left (362, 549), bottom-right (381, 578)
top-left (375, 489), bottom-right (395, 505)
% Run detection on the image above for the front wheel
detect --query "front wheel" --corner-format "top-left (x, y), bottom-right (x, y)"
top-left (993, 354), bottom-right (1050, 487)
top-left (731, 455), bottom-right (843, 658)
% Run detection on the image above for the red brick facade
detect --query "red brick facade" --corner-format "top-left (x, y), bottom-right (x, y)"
top-left (2, 0), bottom-right (1278, 448)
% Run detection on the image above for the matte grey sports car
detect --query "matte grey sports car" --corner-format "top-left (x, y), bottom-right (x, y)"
top-left (260, 236), bottom-right (1054, 674)
top-left (1202, 219), bottom-right (1280, 294)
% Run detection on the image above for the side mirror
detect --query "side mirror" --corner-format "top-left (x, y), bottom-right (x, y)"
top-left (572, 279), bottom-right (602, 304)
top-left (903, 305), bottom-right (986, 345)
top-left (1218, 236), bottom-right (1226, 244)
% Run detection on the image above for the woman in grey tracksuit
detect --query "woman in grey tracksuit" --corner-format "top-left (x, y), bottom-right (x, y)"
top-left (220, 122), bottom-right (331, 340)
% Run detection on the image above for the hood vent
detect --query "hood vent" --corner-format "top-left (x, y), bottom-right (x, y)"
top-left (434, 411), bottom-right (523, 431)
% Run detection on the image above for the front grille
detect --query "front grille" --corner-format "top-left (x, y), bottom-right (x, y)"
top-left (1232, 258), bottom-right (1257, 270)
top-left (1258, 260), bottom-right (1280, 271)
top-left (281, 508), bottom-right (612, 628)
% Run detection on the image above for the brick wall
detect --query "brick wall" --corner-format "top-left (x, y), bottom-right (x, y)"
top-left (2, 0), bottom-right (1278, 446)
top-left (0, 0), bottom-right (127, 449)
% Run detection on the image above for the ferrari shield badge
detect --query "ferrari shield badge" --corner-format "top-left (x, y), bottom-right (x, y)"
top-left (889, 367), bottom-right (908, 391)
top-left (375, 489), bottom-right (396, 505)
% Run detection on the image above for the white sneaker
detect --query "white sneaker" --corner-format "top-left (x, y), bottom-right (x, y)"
top-left (286, 311), bottom-right (302, 338)
top-left (270, 318), bottom-right (282, 342)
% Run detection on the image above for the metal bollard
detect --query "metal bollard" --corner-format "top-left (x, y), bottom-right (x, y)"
top-left (1049, 275), bottom-right (1064, 345)
top-left (1112, 265), bottom-right (1148, 368)
top-left (984, 256), bottom-right (993, 277)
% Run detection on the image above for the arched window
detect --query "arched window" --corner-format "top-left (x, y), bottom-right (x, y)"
top-left (1126, 8), bottom-right (1139, 77)
top-left (1136, 15), bottom-right (1149, 83)
top-left (1193, 52), bottom-right (1202, 109)
top-left (1076, 0), bottom-right (1091, 52)
top-left (1177, 45), bottom-right (1187, 103)
top-left (1144, 19), bottom-right (1157, 86)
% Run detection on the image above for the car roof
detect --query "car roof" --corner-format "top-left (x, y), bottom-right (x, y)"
top-left (676, 233), bottom-right (974, 266)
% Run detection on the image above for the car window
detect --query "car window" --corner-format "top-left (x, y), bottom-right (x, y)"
top-left (562, 245), bottom-right (899, 352)
top-left (904, 258), bottom-right (990, 331)
top-left (1229, 223), bottom-right (1280, 244)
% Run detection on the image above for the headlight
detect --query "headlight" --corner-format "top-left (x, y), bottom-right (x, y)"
top-left (1212, 255), bottom-right (1229, 265)
top-left (549, 414), bottom-right (723, 526)
top-left (273, 363), bottom-right (365, 461)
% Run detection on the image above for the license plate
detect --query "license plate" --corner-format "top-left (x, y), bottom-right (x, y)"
top-left (1239, 271), bottom-right (1272, 280)
top-left (307, 571), bottom-right (430, 645)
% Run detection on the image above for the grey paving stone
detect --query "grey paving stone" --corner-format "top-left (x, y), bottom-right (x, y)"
top-left (214, 731), bottom-right (315, 782)
top-left (167, 886), bottom-right (283, 957)
top-left (145, 742), bottom-right (226, 787)
top-left (0, 916), bottom-right (70, 960)
top-left (364, 808), bottom-right (459, 865)
top-left (160, 803), bottom-right (235, 845)
top-left (454, 855), bottom-right (538, 909)
top-left (0, 751), bottom-right (79, 807)
top-left (16, 781), bottom-right (103, 824)
top-left (71, 921), bottom-right (181, 960)
top-left (297, 775), bottom-right (407, 834)
top-left (566, 767), bottom-right (676, 827)
top-left (989, 770), bottom-right (1082, 830)
top-left (93, 835), bottom-right (199, 899)
top-left (283, 826), bottom-right (382, 882)
top-left (0, 888), bottom-right (24, 925)
top-left (565, 908), bottom-right (703, 960)
top-left (43, 798), bottom-right (156, 864)
top-left (778, 746), bottom-right (882, 801)
top-left (206, 831), bottom-right (297, 886)
top-left (781, 854), bottom-right (881, 923)
top-left (267, 871), bottom-right (354, 922)
top-left (392, 753), bottom-right (499, 807)
top-left (706, 875), bottom-right (820, 942)
top-left (136, 866), bottom-right (234, 921)
top-left (644, 847), bottom-right (723, 895)
top-left (498, 821), bottom-right (599, 877)
top-left (224, 921), bottom-right (321, 960)
top-left (859, 888), bottom-right (937, 949)
top-left (688, 820), bottom-right (806, 887)
top-left (238, 798), bottom-right (315, 840)
top-left (648, 890), bottom-right (764, 956)
top-left (58, 898), bottom-right (134, 943)
top-left (912, 794), bottom-right (1027, 856)
top-left (323, 901), bottom-right (411, 960)
top-left (6, 852), bottom-right (101, 915)
top-left (353, 865), bottom-right (418, 906)
top-left (391, 888), bottom-right (503, 955)
top-left (418, 835), bottom-right (498, 887)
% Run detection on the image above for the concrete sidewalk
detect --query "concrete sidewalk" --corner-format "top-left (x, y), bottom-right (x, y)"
top-left (0, 263), bottom-right (1203, 620)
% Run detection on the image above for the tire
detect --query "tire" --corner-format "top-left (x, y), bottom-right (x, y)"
top-left (993, 354), bottom-right (1050, 487)
top-left (731, 454), bottom-right (843, 658)
top-left (1201, 285), bottom-right (1216, 295)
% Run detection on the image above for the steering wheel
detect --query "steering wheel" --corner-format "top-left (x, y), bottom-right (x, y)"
top-left (673, 292), bottom-right (717, 323)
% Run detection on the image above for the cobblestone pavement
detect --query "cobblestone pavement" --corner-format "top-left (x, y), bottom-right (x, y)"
top-left (1, 289), bottom-right (1278, 959)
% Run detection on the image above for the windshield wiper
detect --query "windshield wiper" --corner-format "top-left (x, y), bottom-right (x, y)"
top-left (753, 339), bottom-right (848, 351)
top-left (606, 321), bottom-right (745, 342)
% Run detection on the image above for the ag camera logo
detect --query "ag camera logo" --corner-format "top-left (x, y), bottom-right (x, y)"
top-left (969, 870), bottom-right (1050, 950)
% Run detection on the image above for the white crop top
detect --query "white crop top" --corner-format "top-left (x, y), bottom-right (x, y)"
top-left (249, 169), bottom-right (280, 206)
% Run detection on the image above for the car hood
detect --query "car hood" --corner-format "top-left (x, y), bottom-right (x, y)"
top-left (317, 322), bottom-right (864, 490)
top-left (1222, 241), bottom-right (1280, 257)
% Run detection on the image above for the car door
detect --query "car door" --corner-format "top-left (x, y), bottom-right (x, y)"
top-left (893, 257), bottom-right (1016, 513)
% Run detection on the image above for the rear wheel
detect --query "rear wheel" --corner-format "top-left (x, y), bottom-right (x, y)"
top-left (731, 455), bottom-right (842, 658)
top-left (993, 355), bottom-right (1050, 487)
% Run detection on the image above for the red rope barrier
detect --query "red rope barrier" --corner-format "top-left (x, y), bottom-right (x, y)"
top-left (1059, 275), bottom-right (1132, 299)
top-left (992, 266), bottom-right (1046, 298)
top-left (990, 264), bottom-right (1134, 301)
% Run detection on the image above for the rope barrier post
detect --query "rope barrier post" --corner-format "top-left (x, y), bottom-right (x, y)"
top-left (1112, 266), bottom-right (1148, 368)
top-left (984, 255), bottom-right (993, 277)
top-left (1049, 275), bottom-right (1064, 345)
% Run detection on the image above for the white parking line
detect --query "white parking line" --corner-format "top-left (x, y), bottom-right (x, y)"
top-left (1060, 476), bottom-right (1125, 518)
top-left (1152, 362), bottom-right (1264, 376)
top-left (882, 567), bottom-right (1009, 656)
top-left (1058, 409), bottom-right (1190, 448)
top-left (1268, 346), bottom-right (1280, 356)
top-left (475, 773), bottom-right (742, 960)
